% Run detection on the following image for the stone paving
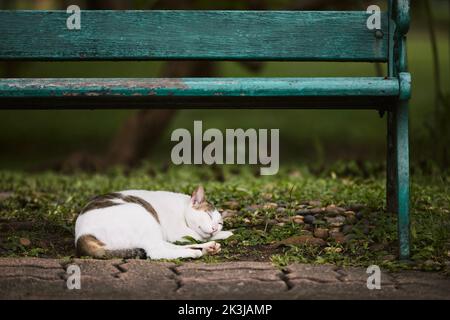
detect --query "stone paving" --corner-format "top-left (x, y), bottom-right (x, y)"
top-left (0, 258), bottom-right (449, 300)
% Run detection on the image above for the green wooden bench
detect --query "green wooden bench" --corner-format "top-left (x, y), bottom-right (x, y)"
top-left (0, 1), bottom-right (411, 259)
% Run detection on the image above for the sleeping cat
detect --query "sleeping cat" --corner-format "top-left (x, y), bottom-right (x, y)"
top-left (75, 186), bottom-right (233, 260)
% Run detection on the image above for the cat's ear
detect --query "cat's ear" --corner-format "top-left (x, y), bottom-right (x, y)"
top-left (191, 185), bottom-right (206, 205)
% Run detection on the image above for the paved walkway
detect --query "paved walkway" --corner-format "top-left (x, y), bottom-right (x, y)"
top-left (0, 258), bottom-right (449, 300)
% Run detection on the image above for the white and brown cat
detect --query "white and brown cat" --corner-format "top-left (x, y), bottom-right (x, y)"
top-left (75, 186), bottom-right (233, 260)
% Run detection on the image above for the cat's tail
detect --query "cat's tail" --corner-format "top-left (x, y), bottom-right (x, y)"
top-left (104, 248), bottom-right (146, 259)
top-left (76, 234), bottom-right (146, 259)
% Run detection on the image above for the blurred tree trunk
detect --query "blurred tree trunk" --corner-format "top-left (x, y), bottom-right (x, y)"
top-left (106, 61), bottom-right (218, 167)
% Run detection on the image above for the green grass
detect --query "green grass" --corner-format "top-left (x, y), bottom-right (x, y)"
top-left (0, 164), bottom-right (448, 272)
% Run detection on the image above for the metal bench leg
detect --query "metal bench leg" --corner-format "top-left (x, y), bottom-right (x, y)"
top-left (390, 101), bottom-right (411, 260)
top-left (387, 111), bottom-right (398, 214)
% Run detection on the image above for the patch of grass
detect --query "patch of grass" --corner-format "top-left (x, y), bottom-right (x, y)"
top-left (0, 164), bottom-right (448, 272)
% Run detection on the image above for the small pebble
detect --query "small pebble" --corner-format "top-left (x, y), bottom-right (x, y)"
top-left (304, 215), bottom-right (316, 225)
top-left (276, 207), bottom-right (286, 213)
top-left (224, 200), bottom-right (240, 210)
top-left (330, 227), bottom-right (341, 233)
top-left (263, 203), bottom-right (278, 210)
top-left (325, 204), bottom-right (339, 215)
top-left (278, 201), bottom-right (288, 208)
top-left (310, 208), bottom-right (323, 215)
top-left (342, 225), bottom-right (353, 234)
top-left (313, 219), bottom-right (326, 226)
top-left (330, 232), bottom-right (346, 244)
top-left (308, 200), bottom-right (322, 207)
top-left (19, 238), bottom-right (31, 247)
top-left (292, 215), bottom-right (305, 224)
top-left (314, 228), bottom-right (329, 239)
top-left (326, 216), bottom-right (346, 227)
top-left (221, 210), bottom-right (237, 219)
top-left (296, 210), bottom-right (310, 216)
top-left (344, 211), bottom-right (356, 223)
top-left (268, 219), bottom-right (279, 225)
top-left (325, 247), bottom-right (343, 254)
top-left (246, 204), bottom-right (261, 212)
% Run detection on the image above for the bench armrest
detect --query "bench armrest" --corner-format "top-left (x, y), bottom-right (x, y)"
top-left (393, 0), bottom-right (411, 34)
top-left (398, 72), bottom-right (411, 101)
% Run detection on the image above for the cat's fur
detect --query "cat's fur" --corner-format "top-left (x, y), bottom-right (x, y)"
top-left (75, 186), bottom-right (233, 260)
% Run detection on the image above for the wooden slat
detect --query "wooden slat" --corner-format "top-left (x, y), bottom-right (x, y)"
top-left (0, 10), bottom-right (389, 62)
top-left (0, 78), bottom-right (399, 109)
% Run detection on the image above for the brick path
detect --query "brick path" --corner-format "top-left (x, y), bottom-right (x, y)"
top-left (0, 258), bottom-right (449, 300)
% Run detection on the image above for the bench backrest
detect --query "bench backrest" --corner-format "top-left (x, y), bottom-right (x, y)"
top-left (0, 1), bottom-right (410, 110)
top-left (0, 10), bottom-right (392, 62)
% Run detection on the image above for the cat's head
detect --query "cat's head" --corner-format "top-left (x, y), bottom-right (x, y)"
top-left (185, 185), bottom-right (223, 239)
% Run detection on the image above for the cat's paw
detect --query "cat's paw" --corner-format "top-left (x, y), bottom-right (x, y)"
top-left (188, 249), bottom-right (204, 259)
top-left (211, 230), bottom-right (234, 241)
top-left (202, 241), bottom-right (221, 255)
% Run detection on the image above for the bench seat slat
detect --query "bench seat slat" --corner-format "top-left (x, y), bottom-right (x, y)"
top-left (0, 10), bottom-right (389, 62)
top-left (0, 78), bottom-right (399, 109)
